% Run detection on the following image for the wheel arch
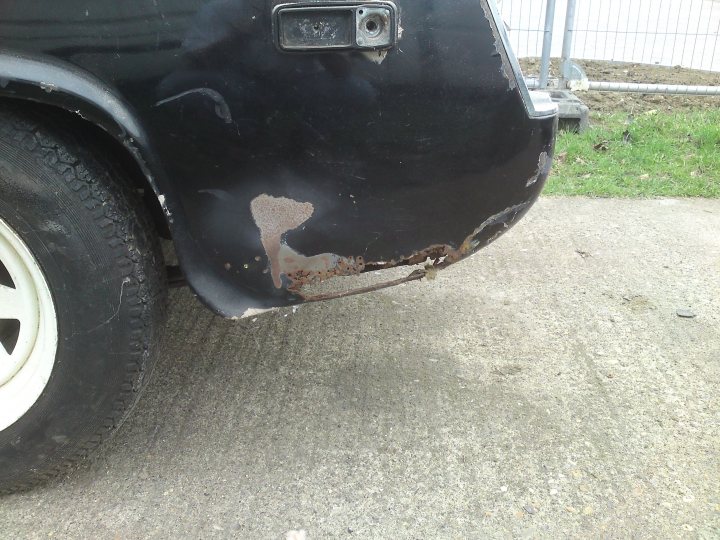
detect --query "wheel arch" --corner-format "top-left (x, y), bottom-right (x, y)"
top-left (0, 51), bottom-right (173, 238)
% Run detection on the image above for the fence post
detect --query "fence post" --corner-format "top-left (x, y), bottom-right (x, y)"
top-left (539, 0), bottom-right (557, 89)
top-left (560, 0), bottom-right (577, 89)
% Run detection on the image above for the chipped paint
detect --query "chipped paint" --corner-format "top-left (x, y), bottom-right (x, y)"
top-left (362, 50), bottom-right (389, 64)
top-left (158, 194), bottom-right (172, 221)
top-left (526, 151), bottom-right (551, 188)
top-left (480, 1), bottom-right (517, 90)
top-left (250, 195), bottom-right (364, 290)
top-left (39, 82), bottom-right (56, 93)
top-left (236, 307), bottom-right (278, 319)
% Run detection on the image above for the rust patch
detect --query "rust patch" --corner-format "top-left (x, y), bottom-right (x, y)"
top-left (250, 194), bottom-right (365, 290)
top-left (252, 193), bottom-right (530, 302)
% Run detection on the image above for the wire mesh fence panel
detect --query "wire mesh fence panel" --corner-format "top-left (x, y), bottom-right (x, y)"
top-left (572, 0), bottom-right (720, 71)
top-left (498, 0), bottom-right (720, 72)
top-left (497, 0), bottom-right (548, 59)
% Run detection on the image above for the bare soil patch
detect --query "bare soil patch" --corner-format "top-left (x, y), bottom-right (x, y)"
top-left (520, 58), bottom-right (720, 113)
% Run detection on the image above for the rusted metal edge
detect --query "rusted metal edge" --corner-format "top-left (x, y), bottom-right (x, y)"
top-left (250, 193), bottom-right (532, 304)
top-left (363, 202), bottom-right (532, 273)
top-left (296, 201), bottom-right (532, 302)
top-left (300, 268), bottom-right (427, 303)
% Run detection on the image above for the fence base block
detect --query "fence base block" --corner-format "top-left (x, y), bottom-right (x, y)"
top-left (540, 90), bottom-right (590, 133)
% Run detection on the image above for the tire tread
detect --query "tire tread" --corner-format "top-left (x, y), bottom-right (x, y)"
top-left (0, 106), bottom-right (167, 494)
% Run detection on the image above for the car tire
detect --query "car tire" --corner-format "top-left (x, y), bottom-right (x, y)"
top-left (0, 104), bottom-right (167, 493)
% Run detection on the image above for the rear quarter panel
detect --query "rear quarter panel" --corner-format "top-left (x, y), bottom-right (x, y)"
top-left (0, 0), bottom-right (556, 316)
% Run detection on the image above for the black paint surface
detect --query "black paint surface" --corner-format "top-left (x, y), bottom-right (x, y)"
top-left (0, 0), bottom-right (556, 316)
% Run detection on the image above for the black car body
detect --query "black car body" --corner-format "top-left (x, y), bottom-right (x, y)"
top-left (0, 0), bottom-right (556, 491)
top-left (0, 0), bottom-right (556, 317)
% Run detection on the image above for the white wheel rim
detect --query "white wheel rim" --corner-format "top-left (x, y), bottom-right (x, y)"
top-left (0, 217), bottom-right (57, 432)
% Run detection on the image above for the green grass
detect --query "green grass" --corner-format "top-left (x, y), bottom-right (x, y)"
top-left (546, 109), bottom-right (720, 197)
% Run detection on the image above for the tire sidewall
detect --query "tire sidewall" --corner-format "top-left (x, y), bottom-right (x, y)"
top-left (0, 128), bottom-right (152, 488)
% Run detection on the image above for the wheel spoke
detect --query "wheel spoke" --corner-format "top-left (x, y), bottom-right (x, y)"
top-left (0, 284), bottom-right (23, 320)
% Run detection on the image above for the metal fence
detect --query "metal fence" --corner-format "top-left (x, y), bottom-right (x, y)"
top-left (498, 0), bottom-right (720, 94)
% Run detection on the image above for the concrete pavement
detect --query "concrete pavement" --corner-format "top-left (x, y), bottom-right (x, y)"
top-left (1, 197), bottom-right (719, 539)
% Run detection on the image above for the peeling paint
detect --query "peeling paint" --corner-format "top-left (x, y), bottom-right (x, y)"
top-left (250, 194), bottom-right (364, 290)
